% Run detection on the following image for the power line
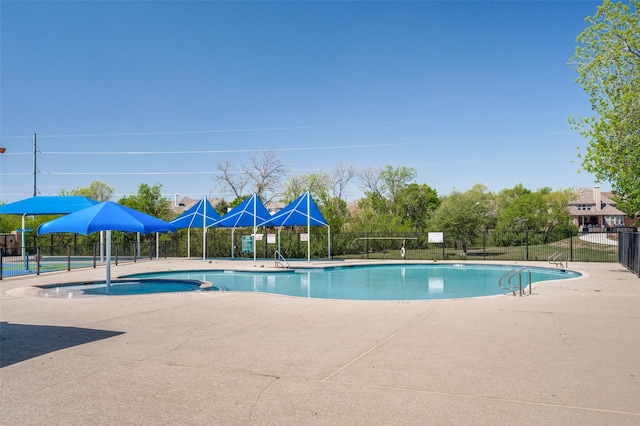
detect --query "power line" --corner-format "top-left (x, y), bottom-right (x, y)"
top-left (0, 115), bottom-right (506, 140)
top-left (40, 142), bottom-right (420, 156)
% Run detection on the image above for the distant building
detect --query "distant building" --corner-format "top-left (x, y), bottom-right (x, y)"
top-left (265, 201), bottom-right (284, 215)
top-left (171, 195), bottom-right (223, 215)
top-left (568, 186), bottom-right (626, 229)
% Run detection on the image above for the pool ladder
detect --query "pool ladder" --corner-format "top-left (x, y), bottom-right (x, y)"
top-left (274, 250), bottom-right (290, 269)
top-left (498, 267), bottom-right (532, 297)
top-left (548, 251), bottom-right (567, 268)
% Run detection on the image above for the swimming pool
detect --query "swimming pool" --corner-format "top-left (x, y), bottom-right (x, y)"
top-left (126, 263), bottom-right (582, 300)
top-left (36, 279), bottom-right (210, 298)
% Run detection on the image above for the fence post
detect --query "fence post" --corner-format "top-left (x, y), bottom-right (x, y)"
top-left (0, 249), bottom-right (3, 280)
top-left (483, 230), bottom-right (487, 261)
top-left (570, 228), bottom-right (573, 261)
top-left (67, 245), bottom-right (71, 271)
top-left (366, 232), bottom-right (370, 259)
top-left (36, 246), bottom-right (41, 275)
top-left (93, 243), bottom-right (97, 268)
top-left (525, 231), bottom-right (529, 261)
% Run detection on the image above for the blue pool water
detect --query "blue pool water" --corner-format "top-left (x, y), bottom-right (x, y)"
top-left (126, 264), bottom-right (581, 300)
top-left (38, 279), bottom-right (208, 298)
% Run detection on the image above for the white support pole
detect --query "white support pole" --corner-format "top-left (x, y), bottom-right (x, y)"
top-left (203, 197), bottom-right (207, 261)
top-left (100, 231), bottom-right (104, 262)
top-left (307, 191), bottom-right (311, 262)
top-left (278, 227), bottom-right (281, 254)
top-left (187, 228), bottom-right (191, 259)
top-left (21, 214), bottom-right (26, 262)
top-left (231, 228), bottom-right (235, 259)
top-left (253, 194), bottom-right (257, 263)
top-left (106, 230), bottom-right (112, 292)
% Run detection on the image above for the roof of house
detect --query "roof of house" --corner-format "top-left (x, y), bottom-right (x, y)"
top-left (568, 188), bottom-right (626, 217)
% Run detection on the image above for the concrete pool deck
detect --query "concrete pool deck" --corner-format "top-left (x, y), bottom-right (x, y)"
top-left (1, 258), bottom-right (638, 425)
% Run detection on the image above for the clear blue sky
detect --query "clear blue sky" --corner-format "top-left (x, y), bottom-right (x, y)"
top-left (0, 0), bottom-right (603, 204)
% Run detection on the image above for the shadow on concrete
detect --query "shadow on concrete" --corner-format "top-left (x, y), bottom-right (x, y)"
top-left (0, 322), bottom-right (124, 368)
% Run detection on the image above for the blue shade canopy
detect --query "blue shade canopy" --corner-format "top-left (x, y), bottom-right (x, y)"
top-left (38, 201), bottom-right (176, 235)
top-left (212, 194), bottom-right (270, 228)
top-left (0, 196), bottom-right (99, 215)
top-left (258, 192), bottom-right (327, 228)
top-left (170, 197), bottom-right (221, 229)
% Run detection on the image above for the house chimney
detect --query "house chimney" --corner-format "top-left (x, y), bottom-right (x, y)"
top-left (174, 193), bottom-right (179, 207)
top-left (594, 186), bottom-right (601, 211)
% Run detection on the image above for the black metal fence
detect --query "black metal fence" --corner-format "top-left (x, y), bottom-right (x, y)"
top-left (618, 232), bottom-right (640, 277)
top-left (0, 241), bottom-right (173, 280)
top-left (2, 228), bottom-right (637, 280)
top-left (175, 228), bottom-right (623, 263)
top-left (327, 229), bottom-right (621, 263)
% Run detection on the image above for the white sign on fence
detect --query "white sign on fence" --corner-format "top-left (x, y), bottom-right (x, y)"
top-left (267, 234), bottom-right (276, 244)
top-left (428, 232), bottom-right (444, 243)
top-left (300, 233), bottom-right (309, 242)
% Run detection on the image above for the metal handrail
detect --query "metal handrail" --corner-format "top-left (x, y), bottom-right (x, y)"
top-left (498, 267), bottom-right (532, 296)
top-left (548, 251), bottom-right (567, 268)
top-left (274, 250), bottom-right (290, 269)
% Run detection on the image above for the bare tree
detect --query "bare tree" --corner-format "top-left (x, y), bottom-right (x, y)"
top-left (214, 150), bottom-right (288, 203)
top-left (329, 163), bottom-right (356, 200)
top-left (357, 166), bottom-right (384, 198)
top-left (213, 158), bottom-right (248, 200)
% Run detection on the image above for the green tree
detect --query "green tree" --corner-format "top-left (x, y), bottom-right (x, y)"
top-left (570, 0), bottom-right (640, 216)
top-left (496, 185), bottom-right (573, 242)
top-left (214, 199), bottom-right (230, 216)
top-left (393, 183), bottom-right (439, 231)
top-left (346, 192), bottom-right (395, 233)
top-left (354, 165), bottom-right (417, 229)
top-left (281, 173), bottom-right (330, 204)
top-left (359, 165), bottom-right (416, 204)
top-left (0, 210), bottom-right (21, 233)
top-left (496, 184), bottom-right (535, 231)
top-left (118, 183), bottom-right (172, 220)
top-left (320, 196), bottom-right (349, 231)
top-left (429, 184), bottom-right (495, 253)
top-left (61, 180), bottom-right (114, 202)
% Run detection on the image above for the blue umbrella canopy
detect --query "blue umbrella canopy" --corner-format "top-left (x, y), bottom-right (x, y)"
top-left (38, 201), bottom-right (176, 235)
top-left (210, 194), bottom-right (271, 261)
top-left (211, 193), bottom-right (270, 229)
top-left (258, 191), bottom-right (330, 262)
top-left (258, 191), bottom-right (327, 228)
top-left (0, 196), bottom-right (100, 262)
top-left (170, 197), bottom-right (221, 229)
top-left (37, 201), bottom-right (176, 292)
top-left (170, 197), bottom-right (221, 260)
top-left (0, 196), bottom-right (99, 216)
